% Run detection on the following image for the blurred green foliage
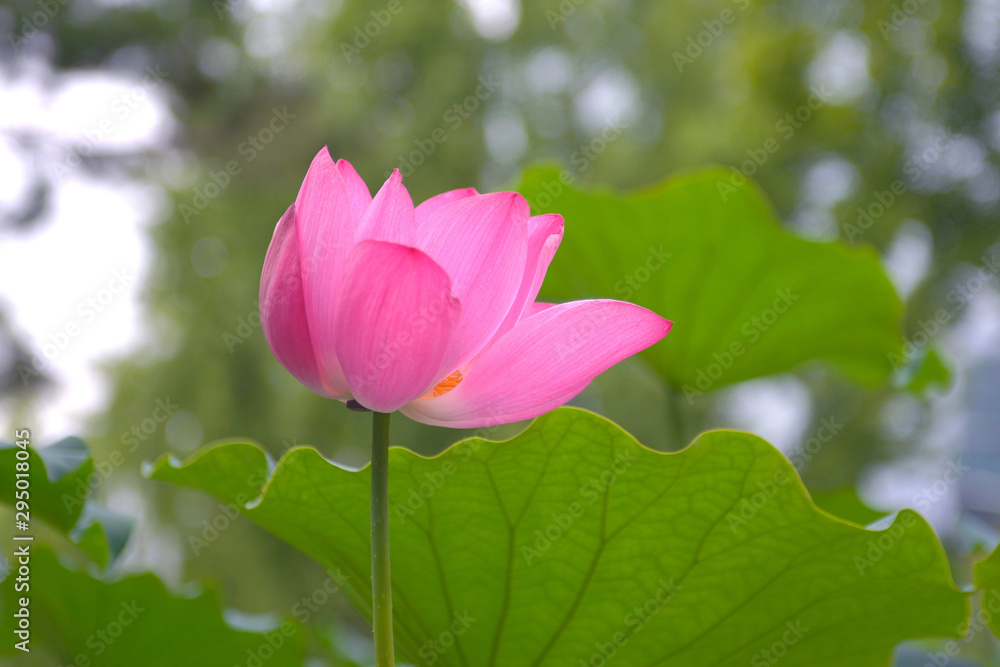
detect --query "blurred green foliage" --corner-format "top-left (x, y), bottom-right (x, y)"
top-left (1, 549), bottom-right (306, 666)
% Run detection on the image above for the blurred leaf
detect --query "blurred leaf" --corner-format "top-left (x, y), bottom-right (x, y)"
top-left (0, 549), bottom-right (304, 665)
top-left (973, 543), bottom-right (1000, 638)
top-left (0, 437), bottom-right (132, 567)
top-left (516, 167), bottom-right (903, 395)
top-left (809, 487), bottom-right (889, 526)
top-left (896, 348), bottom-right (953, 393)
top-left (70, 506), bottom-right (136, 569)
top-left (36, 436), bottom-right (91, 481)
top-left (0, 436), bottom-right (92, 532)
top-left (150, 408), bottom-right (967, 666)
top-left (71, 521), bottom-right (115, 569)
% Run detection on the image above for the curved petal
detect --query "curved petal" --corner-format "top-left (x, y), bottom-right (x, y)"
top-left (414, 187), bottom-right (478, 227)
top-left (356, 169), bottom-right (415, 244)
top-left (260, 206), bottom-right (341, 397)
top-left (295, 147), bottom-right (355, 395)
top-left (401, 300), bottom-right (670, 428)
top-left (523, 301), bottom-right (556, 318)
top-left (416, 192), bottom-right (529, 371)
top-left (493, 213), bottom-right (564, 339)
top-left (335, 240), bottom-right (461, 412)
top-left (336, 159), bottom-right (372, 224)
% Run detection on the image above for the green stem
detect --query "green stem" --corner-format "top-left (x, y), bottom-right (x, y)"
top-left (371, 411), bottom-right (395, 666)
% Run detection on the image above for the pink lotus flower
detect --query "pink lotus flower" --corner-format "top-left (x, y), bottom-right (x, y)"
top-left (260, 147), bottom-right (671, 428)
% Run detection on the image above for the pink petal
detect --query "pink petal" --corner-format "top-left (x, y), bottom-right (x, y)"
top-left (401, 300), bottom-right (670, 428)
top-left (335, 240), bottom-right (461, 413)
top-left (336, 159), bottom-right (372, 224)
top-left (523, 301), bottom-right (556, 318)
top-left (416, 192), bottom-right (529, 372)
top-left (260, 206), bottom-right (341, 397)
top-left (355, 169), bottom-right (416, 244)
top-left (295, 147), bottom-right (355, 395)
top-left (493, 213), bottom-right (564, 339)
top-left (414, 187), bottom-right (478, 227)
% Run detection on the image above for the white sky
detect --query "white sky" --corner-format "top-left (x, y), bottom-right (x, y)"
top-left (0, 57), bottom-right (172, 441)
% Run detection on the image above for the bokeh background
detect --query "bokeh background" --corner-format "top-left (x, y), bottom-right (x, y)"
top-left (1, 0), bottom-right (999, 663)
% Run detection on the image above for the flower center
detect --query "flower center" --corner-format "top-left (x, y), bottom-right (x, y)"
top-left (426, 370), bottom-right (463, 398)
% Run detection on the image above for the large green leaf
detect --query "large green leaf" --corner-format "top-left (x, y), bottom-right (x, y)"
top-left (149, 408), bottom-right (967, 666)
top-left (0, 437), bottom-right (131, 567)
top-left (973, 543), bottom-right (1000, 638)
top-left (516, 167), bottom-right (903, 394)
top-left (0, 549), bottom-right (304, 666)
top-left (0, 436), bottom-right (91, 533)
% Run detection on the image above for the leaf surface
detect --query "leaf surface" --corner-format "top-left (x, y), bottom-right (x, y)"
top-left (150, 408), bottom-right (967, 666)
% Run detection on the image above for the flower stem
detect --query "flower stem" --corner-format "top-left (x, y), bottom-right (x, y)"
top-left (370, 410), bottom-right (395, 666)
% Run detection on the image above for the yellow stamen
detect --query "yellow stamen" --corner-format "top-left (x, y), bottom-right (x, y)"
top-left (426, 370), bottom-right (463, 398)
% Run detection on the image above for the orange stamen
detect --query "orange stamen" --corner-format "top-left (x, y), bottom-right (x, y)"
top-left (426, 370), bottom-right (463, 398)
